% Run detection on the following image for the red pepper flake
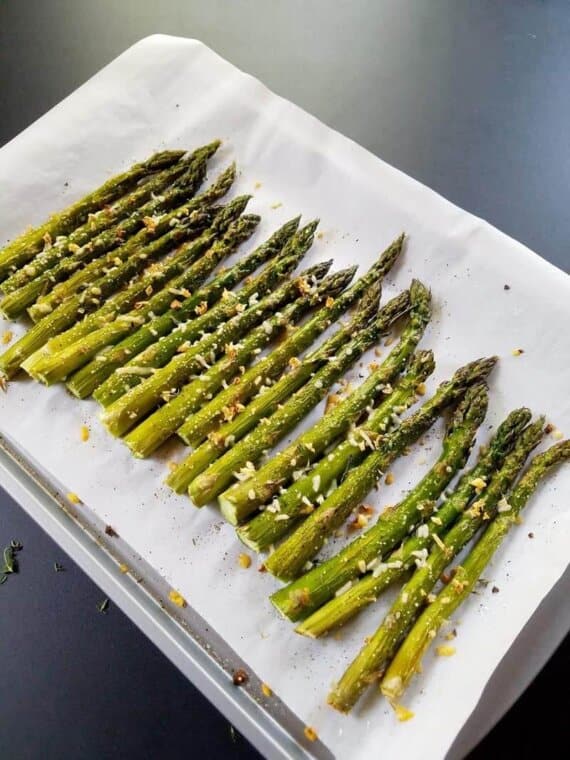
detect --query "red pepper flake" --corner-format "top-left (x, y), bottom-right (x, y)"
top-left (105, 525), bottom-right (118, 537)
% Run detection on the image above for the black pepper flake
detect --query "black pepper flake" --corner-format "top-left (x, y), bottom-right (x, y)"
top-left (232, 669), bottom-right (249, 686)
top-left (504, 284), bottom-right (510, 290)
top-left (528, 532), bottom-right (535, 539)
top-left (105, 525), bottom-right (118, 537)
top-left (492, 586), bottom-right (500, 594)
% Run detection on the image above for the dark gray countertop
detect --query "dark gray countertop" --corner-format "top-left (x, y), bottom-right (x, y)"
top-left (0, 1), bottom-right (568, 758)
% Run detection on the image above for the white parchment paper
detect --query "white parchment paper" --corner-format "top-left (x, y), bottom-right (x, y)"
top-left (1, 36), bottom-right (568, 759)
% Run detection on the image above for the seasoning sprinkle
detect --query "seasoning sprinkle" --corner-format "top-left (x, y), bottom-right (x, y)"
top-left (98, 598), bottom-right (110, 613)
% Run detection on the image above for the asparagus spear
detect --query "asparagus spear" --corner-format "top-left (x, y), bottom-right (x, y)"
top-left (296, 407), bottom-right (532, 638)
top-left (0, 144), bottom-right (218, 316)
top-left (237, 350), bottom-right (436, 552)
top-left (124, 262), bottom-right (334, 458)
top-left (40, 194), bottom-right (248, 361)
top-left (267, 381), bottom-right (489, 585)
top-left (381, 439), bottom-right (570, 706)
top-left (222, 280), bottom-right (431, 516)
top-left (21, 198), bottom-right (248, 379)
top-left (0, 207), bottom-right (215, 379)
top-left (177, 235), bottom-right (405, 448)
top-left (268, 357), bottom-right (498, 617)
top-left (0, 149), bottom-right (185, 282)
top-left (89, 217), bottom-right (301, 405)
top-left (65, 217), bottom-right (270, 400)
top-left (327, 417), bottom-right (545, 712)
top-left (195, 287), bottom-right (410, 515)
top-left (0, 140), bottom-right (220, 298)
top-left (166, 267), bottom-right (361, 495)
top-left (100, 231), bottom-right (319, 438)
top-left (170, 276), bottom-right (384, 490)
top-left (25, 212), bottom-right (259, 385)
top-left (27, 163), bottom-right (236, 322)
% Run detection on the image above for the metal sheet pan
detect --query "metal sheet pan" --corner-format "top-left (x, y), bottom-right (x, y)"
top-left (0, 433), bottom-right (329, 760)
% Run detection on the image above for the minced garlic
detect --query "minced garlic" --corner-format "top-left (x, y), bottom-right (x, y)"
top-left (238, 553), bottom-right (252, 569)
top-left (393, 702), bottom-right (414, 722)
top-left (168, 589), bottom-right (187, 608)
top-left (303, 726), bottom-right (318, 742)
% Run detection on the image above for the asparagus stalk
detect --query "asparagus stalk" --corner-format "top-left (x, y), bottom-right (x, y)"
top-left (196, 288), bottom-right (410, 515)
top-left (167, 268), bottom-right (361, 495)
top-left (65, 216), bottom-right (267, 399)
top-left (100, 230), bottom-right (319, 438)
top-left (1, 142), bottom-right (218, 295)
top-left (0, 144), bottom-right (218, 316)
top-left (177, 235), bottom-right (406, 448)
top-left (0, 208), bottom-right (215, 379)
top-left (21, 200), bottom-right (247, 381)
top-left (90, 217), bottom-right (301, 405)
top-left (223, 280), bottom-right (431, 516)
top-left (267, 380), bottom-right (489, 585)
top-left (171, 274), bottom-right (382, 490)
top-left (124, 262), bottom-right (334, 457)
top-left (297, 407), bottom-right (532, 637)
top-left (27, 163), bottom-right (236, 322)
top-left (27, 211), bottom-right (259, 385)
top-left (40, 194), bottom-right (247, 359)
top-left (268, 357), bottom-right (498, 617)
top-left (327, 417), bottom-right (545, 713)
top-left (0, 158), bottom-right (190, 295)
top-left (381, 439), bottom-right (570, 705)
top-left (0, 149), bottom-right (185, 282)
top-left (237, 350), bottom-right (436, 552)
